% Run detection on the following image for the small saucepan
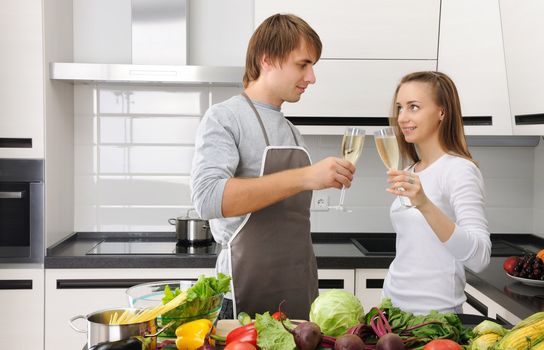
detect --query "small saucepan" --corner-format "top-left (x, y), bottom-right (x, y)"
top-left (168, 208), bottom-right (213, 244)
top-left (69, 307), bottom-right (172, 349)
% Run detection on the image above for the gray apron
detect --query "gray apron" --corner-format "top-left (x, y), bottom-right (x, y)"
top-left (227, 93), bottom-right (318, 319)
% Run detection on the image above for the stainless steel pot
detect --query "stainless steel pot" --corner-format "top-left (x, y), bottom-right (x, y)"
top-left (69, 307), bottom-right (172, 349)
top-left (168, 209), bottom-right (212, 244)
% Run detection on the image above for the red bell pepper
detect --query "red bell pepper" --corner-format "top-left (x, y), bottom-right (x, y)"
top-left (226, 323), bottom-right (258, 346)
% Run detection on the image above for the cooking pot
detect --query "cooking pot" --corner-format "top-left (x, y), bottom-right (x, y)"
top-left (168, 208), bottom-right (212, 244)
top-left (69, 307), bottom-right (172, 349)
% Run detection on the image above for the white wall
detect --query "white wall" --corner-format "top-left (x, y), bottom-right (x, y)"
top-left (533, 139), bottom-right (544, 237)
top-left (73, 85), bottom-right (539, 233)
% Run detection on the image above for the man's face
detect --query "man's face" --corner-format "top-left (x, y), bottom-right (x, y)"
top-left (261, 40), bottom-right (317, 107)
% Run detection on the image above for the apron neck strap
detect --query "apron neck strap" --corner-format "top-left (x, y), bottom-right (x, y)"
top-left (241, 92), bottom-right (270, 146)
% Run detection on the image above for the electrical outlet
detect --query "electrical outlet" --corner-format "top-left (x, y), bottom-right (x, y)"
top-left (311, 192), bottom-right (329, 211)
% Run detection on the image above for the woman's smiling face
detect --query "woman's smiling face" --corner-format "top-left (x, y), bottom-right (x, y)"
top-left (395, 81), bottom-right (444, 145)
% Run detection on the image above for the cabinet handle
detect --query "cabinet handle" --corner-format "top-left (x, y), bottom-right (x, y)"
top-left (366, 279), bottom-right (384, 289)
top-left (515, 113), bottom-right (544, 125)
top-left (0, 138), bottom-right (32, 148)
top-left (465, 291), bottom-right (488, 316)
top-left (56, 278), bottom-right (196, 289)
top-left (318, 279), bottom-right (344, 289)
top-left (0, 191), bottom-right (23, 199)
top-left (0, 279), bottom-right (32, 290)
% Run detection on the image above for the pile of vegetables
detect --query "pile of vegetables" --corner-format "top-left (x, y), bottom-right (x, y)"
top-left (160, 273), bottom-right (231, 337)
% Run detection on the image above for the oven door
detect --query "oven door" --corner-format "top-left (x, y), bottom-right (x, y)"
top-left (0, 182), bottom-right (43, 263)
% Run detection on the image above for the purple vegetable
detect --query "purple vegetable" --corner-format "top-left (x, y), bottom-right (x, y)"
top-left (375, 333), bottom-right (405, 350)
top-left (279, 301), bottom-right (322, 350)
top-left (334, 334), bottom-right (366, 350)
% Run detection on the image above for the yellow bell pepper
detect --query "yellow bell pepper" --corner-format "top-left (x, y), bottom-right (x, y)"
top-left (175, 319), bottom-right (215, 350)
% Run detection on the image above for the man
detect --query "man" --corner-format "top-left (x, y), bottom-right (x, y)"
top-left (191, 14), bottom-right (355, 319)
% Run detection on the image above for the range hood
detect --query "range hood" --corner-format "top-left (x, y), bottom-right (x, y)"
top-left (50, 63), bottom-right (243, 86)
top-left (50, 0), bottom-right (243, 86)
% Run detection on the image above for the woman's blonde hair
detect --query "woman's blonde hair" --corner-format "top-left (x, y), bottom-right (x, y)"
top-left (243, 14), bottom-right (322, 88)
top-left (389, 71), bottom-right (474, 166)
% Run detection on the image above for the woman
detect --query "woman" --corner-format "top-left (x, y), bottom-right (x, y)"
top-left (382, 71), bottom-right (491, 314)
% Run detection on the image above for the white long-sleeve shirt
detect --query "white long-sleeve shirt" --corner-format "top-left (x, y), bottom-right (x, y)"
top-left (383, 154), bottom-right (491, 314)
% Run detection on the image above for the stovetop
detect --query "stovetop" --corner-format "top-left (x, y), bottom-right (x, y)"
top-left (85, 239), bottom-right (366, 257)
top-left (86, 240), bottom-right (220, 255)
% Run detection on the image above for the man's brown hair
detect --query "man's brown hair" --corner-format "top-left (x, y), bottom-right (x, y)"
top-left (243, 14), bottom-right (322, 88)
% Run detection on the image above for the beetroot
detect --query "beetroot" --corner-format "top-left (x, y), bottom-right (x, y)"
top-left (376, 333), bottom-right (405, 350)
top-left (278, 301), bottom-right (322, 350)
top-left (334, 334), bottom-right (365, 350)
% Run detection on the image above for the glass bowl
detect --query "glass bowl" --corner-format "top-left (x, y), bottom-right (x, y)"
top-left (126, 280), bottom-right (223, 337)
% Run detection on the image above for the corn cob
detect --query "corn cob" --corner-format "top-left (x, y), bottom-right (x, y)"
top-left (495, 319), bottom-right (544, 350)
top-left (469, 332), bottom-right (502, 350)
top-left (511, 312), bottom-right (544, 331)
top-left (529, 334), bottom-right (544, 350)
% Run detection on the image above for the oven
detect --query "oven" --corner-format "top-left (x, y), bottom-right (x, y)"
top-left (0, 159), bottom-right (44, 263)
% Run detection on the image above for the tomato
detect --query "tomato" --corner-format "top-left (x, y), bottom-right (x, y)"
top-left (503, 256), bottom-right (519, 275)
top-left (422, 339), bottom-right (463, 350)
top-left (271, 311), bottom-right (286, 321)
top-left (224, 341), bottom-right (257, 350)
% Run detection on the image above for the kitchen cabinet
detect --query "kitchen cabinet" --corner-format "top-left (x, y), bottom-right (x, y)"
top-left (255, 0), bottom-right (440, 60)
top-left (0, 1), bottom-right (45, 158)
top-left (437, 0), bottom-right (512, 136)
top-left (288, 60), bottom-right (437, 135)
top-left (318, 269), bottom-right (355, 294)
top-left (44, 268), bottom-right (214, 350)
top-left (500, 0), bottom-right (544, 135)
top-left (355, 268), bottom-right (388, 312)
top-left (0, 268), bottom-right (44, 350)
top-left (255, 0), bottom-right (439, 135)
top-left (465, 283), bottom-right (521, 326)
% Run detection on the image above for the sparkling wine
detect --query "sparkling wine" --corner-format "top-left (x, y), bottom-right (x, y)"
top-left (375, 135), bottom-right (400, 170)
top-left (342, 135), bottom-right (365, 164)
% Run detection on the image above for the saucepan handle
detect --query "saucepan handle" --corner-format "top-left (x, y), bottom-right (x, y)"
top-left (145, 320), bottom-right (176, 337)
top-left (168, 218), bottom-right (176, 225)
top-left (69, 315), bottom-right (87, 333)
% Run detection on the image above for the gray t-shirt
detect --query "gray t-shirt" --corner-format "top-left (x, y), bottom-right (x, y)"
top-left (190, 94), bottom-right (306, 275)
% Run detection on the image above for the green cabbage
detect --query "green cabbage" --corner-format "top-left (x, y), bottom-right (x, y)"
top-left (309, 289), bottom-right (364, 336)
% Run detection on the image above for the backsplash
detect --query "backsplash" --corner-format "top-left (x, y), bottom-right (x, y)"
top-left (74, 85), bottom-right (540, 235)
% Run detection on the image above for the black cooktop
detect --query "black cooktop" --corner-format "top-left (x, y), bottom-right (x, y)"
top-left (351, 237), bottom-right (530, 257)
top-left (86, 241), bottom-right (220, 255)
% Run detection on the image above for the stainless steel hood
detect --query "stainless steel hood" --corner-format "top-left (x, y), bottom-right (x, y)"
top-left (49, 0), bottom-right (243, 86)
top-left (49, 62), bottom-right (243, 86)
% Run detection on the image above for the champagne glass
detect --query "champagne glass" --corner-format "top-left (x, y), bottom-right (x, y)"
top-left (374, 127), bottom-right (413, 208)
top-left (329, 127), bottom-right (366, 212)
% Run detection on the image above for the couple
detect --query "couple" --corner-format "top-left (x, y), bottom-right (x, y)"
top-left (190, 14), bottom-right (491, 319)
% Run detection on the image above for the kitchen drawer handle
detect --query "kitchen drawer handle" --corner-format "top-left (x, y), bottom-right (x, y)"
top-left (0, 191), bottom-right (23, 199)
top-left (0, 279), bottom-right (32, 289)
top-left (318, 279), bottom-right (344, 289)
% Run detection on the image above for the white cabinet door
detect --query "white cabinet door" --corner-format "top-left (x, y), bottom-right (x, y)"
top-left (0, 1), bottom-right (44, 158)
top-left (0, 268), bottom-right (44, 350)
top-left (45, 268), bottom-right (214, 350)
top-left (288, 60), bottom-right (437, 135)
top-left (465, 283), bottom-right (521, 326)
top-left (438, 0), bottom-right (512, 136)
top-left (318, 269), bottom-right (355, 294)
top-left (255, 0), bottom-right (440, 60)
top-left (355, 269), bottom-right (388, 313)
top-left (500, 0), bottom-right (544, 135)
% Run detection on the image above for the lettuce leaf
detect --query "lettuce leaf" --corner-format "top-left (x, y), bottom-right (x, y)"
top-left (255, 312), bottom-right (296, 350)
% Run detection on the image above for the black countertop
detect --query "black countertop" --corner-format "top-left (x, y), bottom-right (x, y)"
top-left (46, 232), bottom-right (544, 319)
